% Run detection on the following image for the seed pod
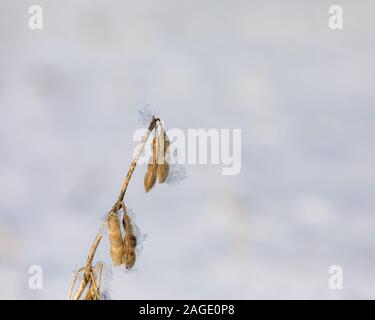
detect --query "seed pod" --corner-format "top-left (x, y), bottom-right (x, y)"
top-left (157, 130), bottom-right (170, 183)
top-left (144, 163), bottom-right (157, 192)
top-left (144, 137), bottom-right (158, 192)
top-left (107, 211), bottom-right (124, 266)
top-left (122, 204), bottom-right (137, 269)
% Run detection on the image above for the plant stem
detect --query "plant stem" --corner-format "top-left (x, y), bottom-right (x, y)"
top-left (115, 116), bottom-right (158, 207)
top-left (73, 234), bottom-right (102, 300)
top-left (68, 116), bottom-right (159, 299)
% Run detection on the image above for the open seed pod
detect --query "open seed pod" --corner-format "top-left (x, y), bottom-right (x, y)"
top-left (107, 211), bottom-right (124, 266)
top-left (121, 203), bottom-right (137, 269)
top-left (144, 137), bottom-right (158, 192)
top-left (156, 127), bottom-right (170, 183)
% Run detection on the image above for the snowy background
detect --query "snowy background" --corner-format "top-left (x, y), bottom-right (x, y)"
top-left (1, 0), bottom-right (375, 299)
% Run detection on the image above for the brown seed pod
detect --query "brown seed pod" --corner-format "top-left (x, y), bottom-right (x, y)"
top-left (122, 204), bottom-right (137, 269)
top-left (107, 211), bottom-right (124, 266)
top-left (144, 137), bottom-right (158, 192)
top-left (144, 163), bottom-right (157, 192)
top-left (157, 129), bottom-right (170, 183)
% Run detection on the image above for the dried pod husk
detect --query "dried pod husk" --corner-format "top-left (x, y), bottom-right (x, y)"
top-left (144, 163), bottom-right (157, 192)
top-left (144, 137), bottom-right (158, 192)
top-left (122, 205), bottom-right (137, 269)
top-left (107, 211), bottom-right (124, 266)
top-left (157, 130), bottom-right (170, 183)
top-left (157, 163), bottom-right (169, 183)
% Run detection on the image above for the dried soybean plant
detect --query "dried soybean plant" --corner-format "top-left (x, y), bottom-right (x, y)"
top-left (68, 115), bottom-right (170, 300)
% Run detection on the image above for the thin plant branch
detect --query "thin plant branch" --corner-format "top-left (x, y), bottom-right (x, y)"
top-left (67, 270), bottom-right (79, 300)
top-left (115, 116), bottom-right (159, 207)
top-left (68, 116), bottom-right (159, 300)
top-left (73, 234), bottom-right (102, 300)
top-left (96, 263), bottom-right (104, 294)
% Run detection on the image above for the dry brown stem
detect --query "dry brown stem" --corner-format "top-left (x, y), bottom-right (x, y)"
top-left (72, 234), bottom-right (102, 300)
top-left (117, 116), bottom-right (158, 204)
top-left (68, 116), bottom-right (159, 299)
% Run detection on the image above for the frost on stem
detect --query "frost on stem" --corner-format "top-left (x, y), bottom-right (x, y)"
top-left (138, 105), bottom-right (157, 126)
